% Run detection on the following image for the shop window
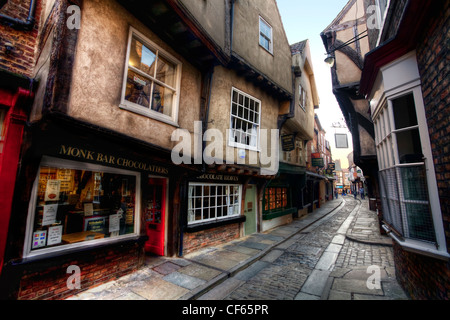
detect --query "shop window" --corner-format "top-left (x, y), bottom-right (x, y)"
top-left (24, 157), bottom-right (140, 257)
top-left (188, 183), bottom-right (241, 225)
top-left (120, 27), bottom-right (182, 126)
top-left (259, 16), bottom-right (273, 53)
top-left (229, 88), bottom-right (261, 150)
top-left (264, 187), bottom-right (289, 213)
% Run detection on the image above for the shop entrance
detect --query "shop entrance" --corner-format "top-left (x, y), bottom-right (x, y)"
top-left (144, 178), bottom-right (166, 256)
top-left (244, 185), bottom-right (257, 235)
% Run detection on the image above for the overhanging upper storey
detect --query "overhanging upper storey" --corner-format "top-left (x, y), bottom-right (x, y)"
top-left (116, 0), bottom-right (230, 71)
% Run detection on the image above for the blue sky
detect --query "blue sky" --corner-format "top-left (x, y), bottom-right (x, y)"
top-left (276, 0), bottom-right (354, 164)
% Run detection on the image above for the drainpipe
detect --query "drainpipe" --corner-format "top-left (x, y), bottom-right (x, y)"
top-left (0, 0), bottom-right (36, 31)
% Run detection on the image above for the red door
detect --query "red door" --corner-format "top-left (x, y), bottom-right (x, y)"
top-left (144, 178), bottom-right (166, 256)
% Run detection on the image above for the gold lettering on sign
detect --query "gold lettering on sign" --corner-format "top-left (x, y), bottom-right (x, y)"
top-left (58, 145), bottom-right (169, 175)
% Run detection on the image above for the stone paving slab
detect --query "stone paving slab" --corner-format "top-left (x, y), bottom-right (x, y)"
top-left (178, 263), bottom-right (222, 281)
top-left (131, 277), bottom-right (189, 300)
top-left (163, 272), bottom-right (206, 290)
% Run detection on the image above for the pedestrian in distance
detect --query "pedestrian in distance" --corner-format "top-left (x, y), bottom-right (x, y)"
top-left (360, 187), bottom-right (365, 199)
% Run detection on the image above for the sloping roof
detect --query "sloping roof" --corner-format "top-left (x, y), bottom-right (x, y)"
top-left (290, 40), bottom-right (307, 55)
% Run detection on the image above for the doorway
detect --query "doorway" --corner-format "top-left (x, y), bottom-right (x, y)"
top-left (144, 177), bottom-right (166, 256)
top-left (244, 185), bottom-right (257, 236)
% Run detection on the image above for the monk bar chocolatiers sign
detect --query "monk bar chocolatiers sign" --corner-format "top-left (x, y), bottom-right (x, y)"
top-left (58, 145), bottom-right (169, 175)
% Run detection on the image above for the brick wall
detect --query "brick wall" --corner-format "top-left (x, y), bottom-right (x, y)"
top-left (416, 0), bottom-right (450, 254)
top-left (0, 0), bottom-right (43, 77)
top-left (392, 0), bottom-right (450, 301)
top-left (393, 242), bottom-right (450, 300)
top-left (183, 223), bottom-right (241, 256)
top-left (16, 243), bottom-right (145, 300)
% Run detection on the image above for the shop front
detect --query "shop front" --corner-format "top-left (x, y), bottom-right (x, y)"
top-left (180, 173), bottom-right (247, 255)
top-left (0, 114), bottom-right (186, 300)
top-left (262, 163), bottom-right (306, 231)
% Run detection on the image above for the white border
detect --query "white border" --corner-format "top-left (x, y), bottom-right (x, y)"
top-left (23, 156), bottom-right (141, 259)
top-left (120, 27), bottom-right (182, 127)
top-left (228, 87), bottom-right (261, 152)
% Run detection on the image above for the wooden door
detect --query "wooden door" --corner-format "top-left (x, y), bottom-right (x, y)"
top-left (144, 178), bottom-right (166, 256)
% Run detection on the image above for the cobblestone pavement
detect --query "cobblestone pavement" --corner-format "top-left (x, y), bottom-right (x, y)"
top-left (201, 197), bottom-right (409, 300)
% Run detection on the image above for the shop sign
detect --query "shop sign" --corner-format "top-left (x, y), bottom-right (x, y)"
top-left (281, 134), bottom-right (295, 152)
top-left (328, 163), bottom-right (336, 170)
top-left (311, 158), bottom-right (324, 167)
top-left (196, 173), bottom-right (239, 182)
top-left (58, 145), bottom-right (169, 175)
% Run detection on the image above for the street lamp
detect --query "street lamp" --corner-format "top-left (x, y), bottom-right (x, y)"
top-left (324, 53), bottom-right (335, 67)
top-left (322, 29), bottom-right (368, 68)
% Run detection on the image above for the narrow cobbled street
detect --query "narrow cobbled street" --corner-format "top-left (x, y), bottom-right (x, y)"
top-left (199, 197), bottom-right (408, 300)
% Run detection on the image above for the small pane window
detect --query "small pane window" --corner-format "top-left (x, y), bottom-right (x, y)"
top-left (230, 88), bottom-right (260, 150)
top-left (188, 184), bottom-right (241, 225)
top-left (121, 29), bottom-right (181, 125)
top-left (259, 17), bottom-right (273, 53)
top-left (393, 94), bottom-right (418, 130)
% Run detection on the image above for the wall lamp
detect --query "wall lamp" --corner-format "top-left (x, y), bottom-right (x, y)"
top-left (323, 29), bottom-right (368, 67)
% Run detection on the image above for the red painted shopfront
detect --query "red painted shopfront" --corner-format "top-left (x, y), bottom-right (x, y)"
top-left (0, 87), bottom-right (33, 276)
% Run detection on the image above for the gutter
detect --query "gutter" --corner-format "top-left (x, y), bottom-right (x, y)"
top-left (0, 0), bottom-right (36, 30)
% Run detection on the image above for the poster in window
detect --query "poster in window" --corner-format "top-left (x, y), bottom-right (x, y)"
top-left (47, 225), bottom-right (63, 246)
top-left (84, 216), bottom-right (106, 233)
top-left (45, 180), bottom-right (61, 201)
top-left (109, 214), bottom-right (120, 233)
top-left (42, 204), bottom-right (58, 226)
top-left (32, 230), bottom-right (47, 249)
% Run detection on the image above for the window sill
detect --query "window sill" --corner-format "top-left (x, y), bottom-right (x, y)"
top-left (186, 216), bottom-right (246, 233)
top-left (119, 103), bottom-right (179, 127)
top-left (13, 235), bottom-right (147, 266)
top-left (382, 225), bottom-right (450, 261)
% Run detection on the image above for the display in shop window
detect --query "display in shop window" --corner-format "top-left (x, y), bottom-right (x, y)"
top-left (30, 164), bottom-right (137, 252)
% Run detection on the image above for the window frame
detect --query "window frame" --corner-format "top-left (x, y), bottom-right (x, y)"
top-left (298, 83), bottom-right (306, 112)
top-left (373, 83), bottom-right (448, 259)
top-left (23, 156), bottom-right (142, 259)
top-left (228, 87), bottom-right (261, 152)
top-left (187, 183), bottom-right (242, 226)
top-left (120, 27), bottom-right (182, 127)
top-left (259, 16), bottom-right (273, 54)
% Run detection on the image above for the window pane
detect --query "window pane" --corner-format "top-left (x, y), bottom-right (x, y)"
top-left (31, 166), bottom-right (136, 251)
top-left (129, 37), bottom-right (156, 77)
top-left (393, 94), bottom-right (418, 130)
top-left (125, 69), bottom-right (151, 108)
top-left (396, 129), bottom-right (423, 163)
top-left (152, 83), bottom-right (173, 116)
top-left (156, 55), bottom-right (176, 88)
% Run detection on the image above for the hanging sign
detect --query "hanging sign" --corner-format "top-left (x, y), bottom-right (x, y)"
top-left (281, 134), bottom-right (296, 152)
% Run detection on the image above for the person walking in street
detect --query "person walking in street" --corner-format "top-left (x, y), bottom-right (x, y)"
top-left (360, 187), bottom-right (365, 200)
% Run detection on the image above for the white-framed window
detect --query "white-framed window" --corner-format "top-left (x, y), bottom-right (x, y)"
top-left (188, 183), bottom-right (241, 225)
top-left (120, 27), bottom-right (182, 126)
top-left (259, 16), bottom-right (273, 53)
top-left (374, 84), bottom-right (447, 258)
top-left (299, 84), bottom-right (307, 111)
top-left (229, 88), bottom-right (261, 151)
top-left (23, 156), bottom-right (141, 259)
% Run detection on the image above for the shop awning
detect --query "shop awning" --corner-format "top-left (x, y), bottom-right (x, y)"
top-left (278, 162), bottom-right (306, 175)
top-left (306, 171), bottom-right (328, 180)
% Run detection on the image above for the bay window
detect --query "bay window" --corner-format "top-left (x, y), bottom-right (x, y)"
top-left (24, 157), bottom-right (140, 258)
